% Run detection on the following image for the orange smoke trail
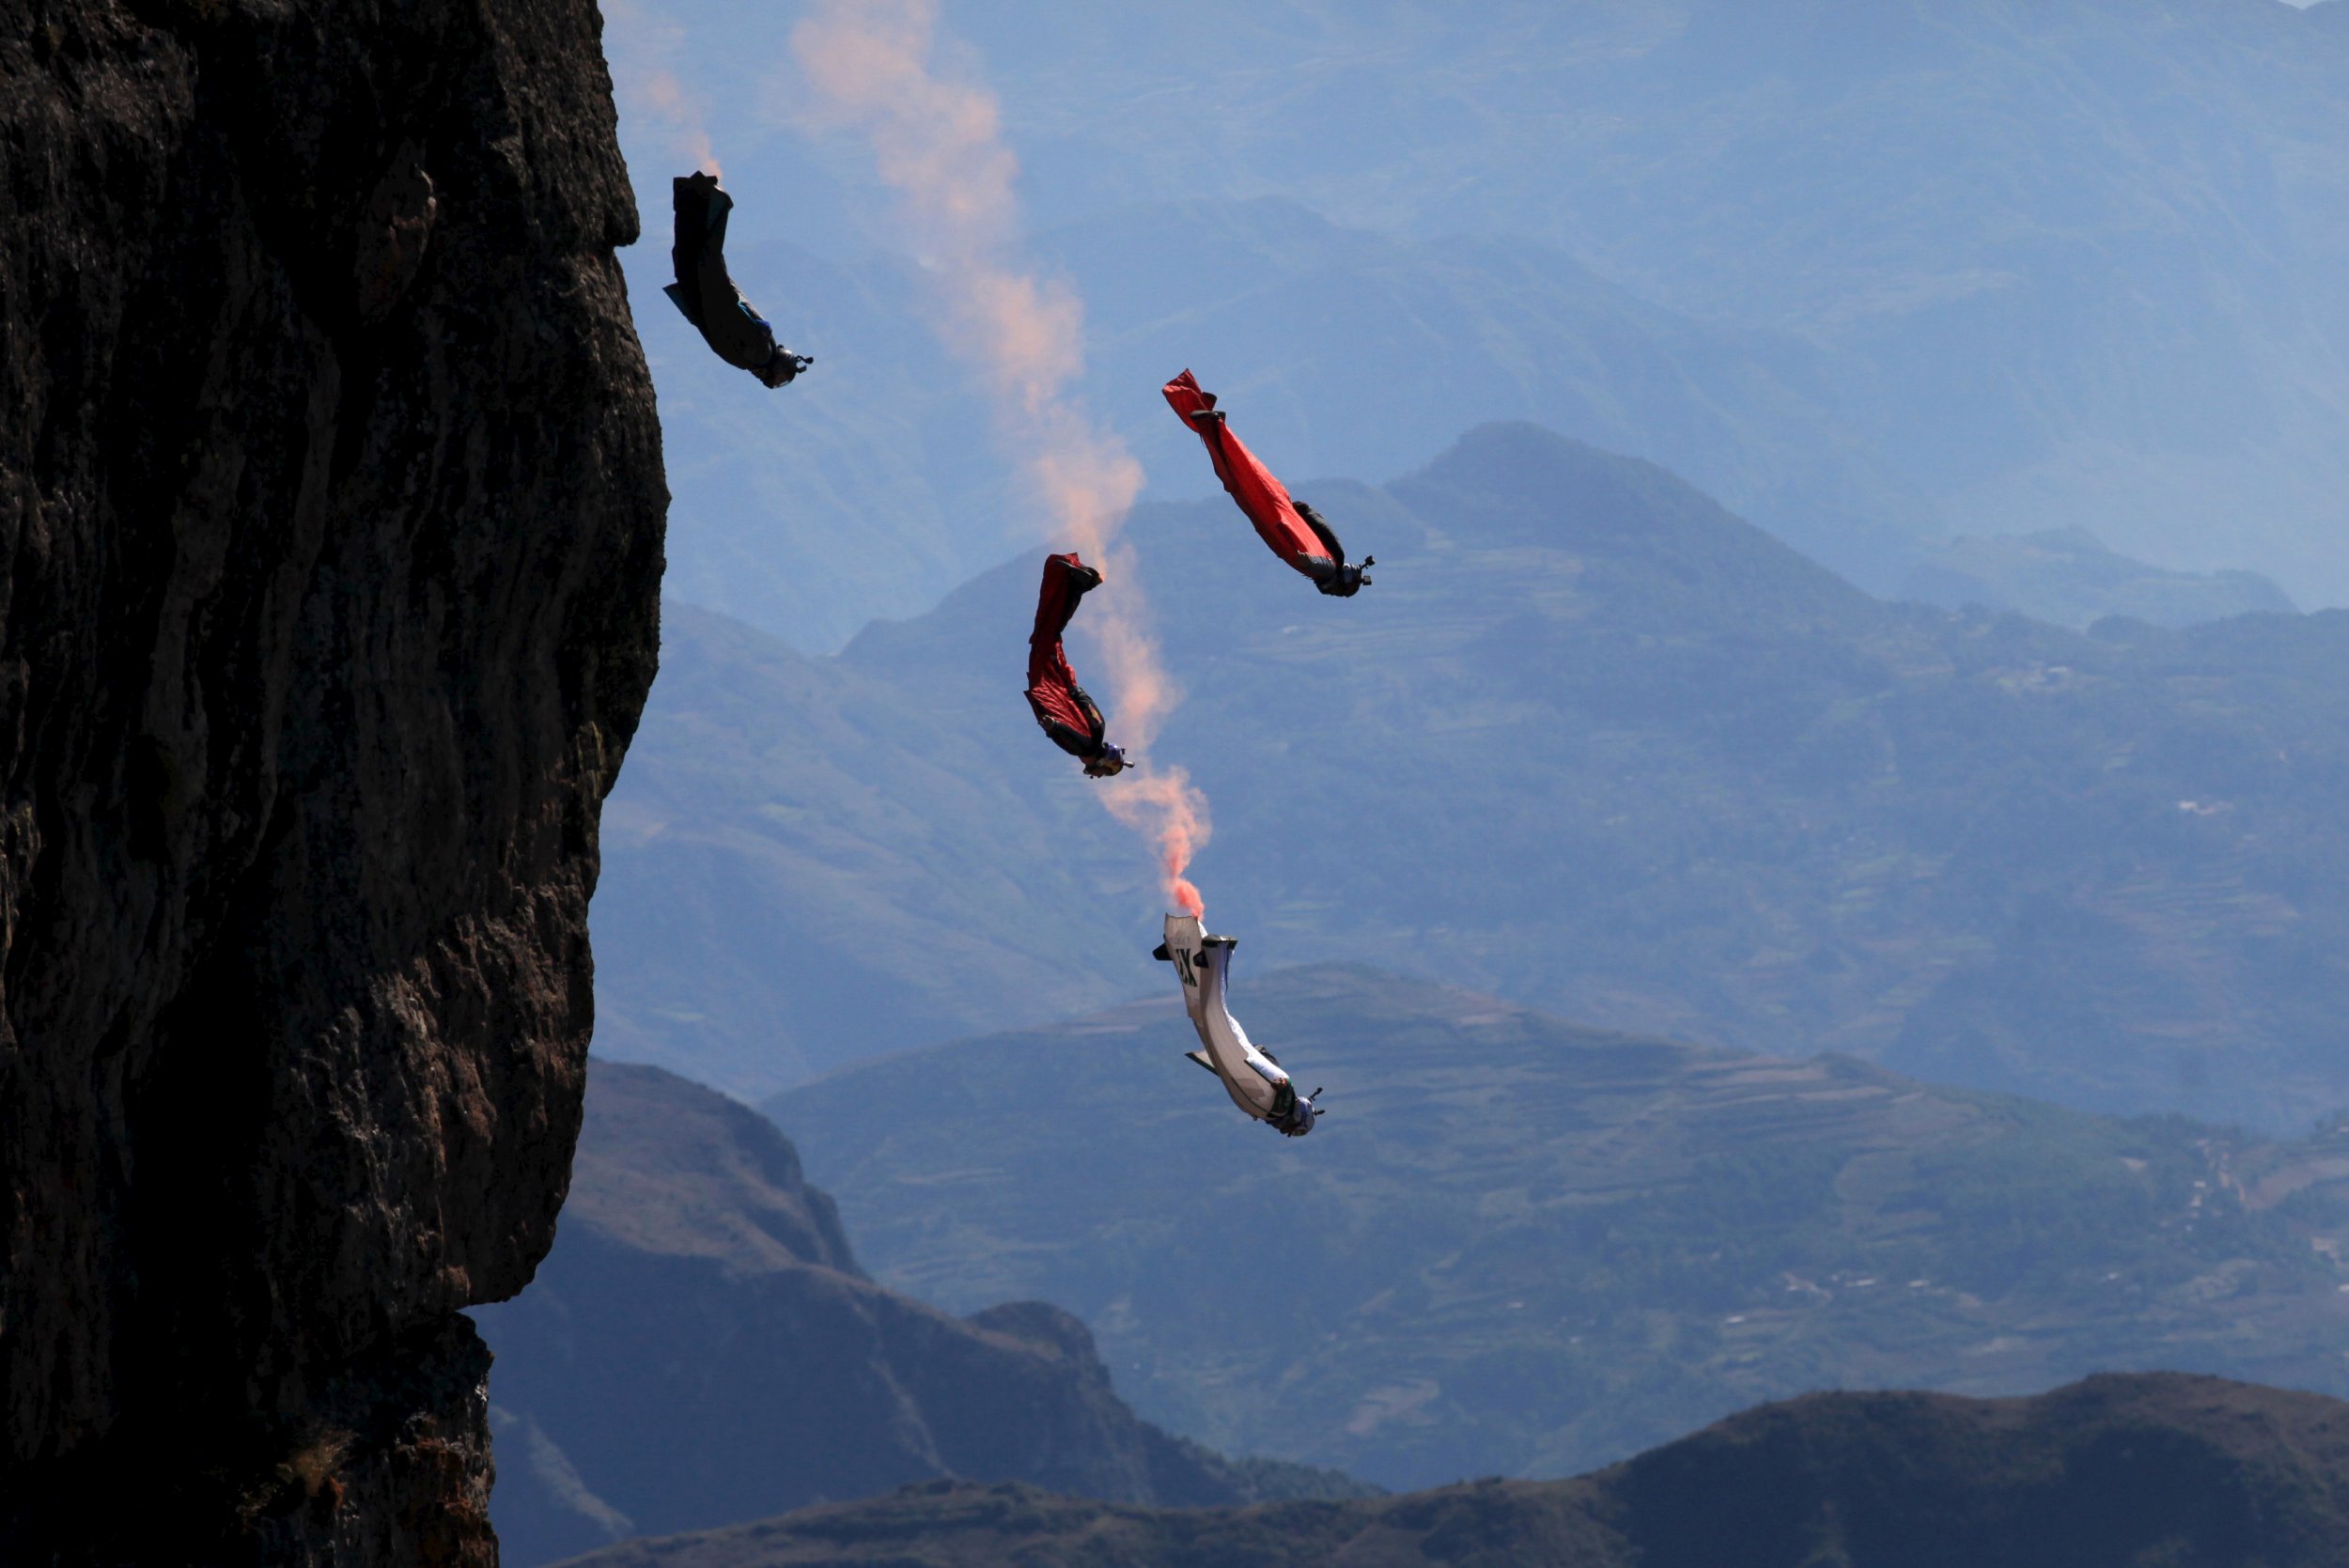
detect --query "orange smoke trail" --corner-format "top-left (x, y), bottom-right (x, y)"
top-left (641, 70), bottom-right (721, 178)
top-left (606, 0), bottom-right (723, 177)
top-left (792, 0), bottom-right (1211, 912)
top-left (1105, 768), bottom-right (1210, 920)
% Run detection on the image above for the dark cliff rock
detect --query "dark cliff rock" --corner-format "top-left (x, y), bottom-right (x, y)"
top-left (0, 0), bottom-right (662, 1560)
top-left (478, 1064), bottom-right (1368, 1565)
top-left (550, 1373), bottom-right (2349, 1568)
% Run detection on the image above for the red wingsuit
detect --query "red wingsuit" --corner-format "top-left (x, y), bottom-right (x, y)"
top-left (1163, 369), bottom-right (1370, 597)
top-left (1025, 552), bottom-right (1126, 778)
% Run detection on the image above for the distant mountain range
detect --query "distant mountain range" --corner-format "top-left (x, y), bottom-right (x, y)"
top-left (552, 1372), bottom-right (2349, 1568)
top-left (638, 200), bottom-right (1946, 652)
top-left (769, 967), bottom-right (2349, 1489)
top-left (623, 0), bottom-right (2349, 645)
top-left (475, 1064), bottom-right (1365, 1566)
top-left (1901, 528), bottom-right (2297, 629)
top-left (597, 424), bottom-right (2349, 1128)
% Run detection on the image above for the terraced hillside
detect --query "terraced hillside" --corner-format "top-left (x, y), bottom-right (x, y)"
top-left (771, 969), bottom-right (2349, 1487)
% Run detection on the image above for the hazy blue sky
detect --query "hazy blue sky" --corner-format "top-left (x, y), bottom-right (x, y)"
top-left (611, 0), bottom-right (2349, 651)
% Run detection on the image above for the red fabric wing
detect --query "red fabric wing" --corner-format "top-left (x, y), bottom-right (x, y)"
top-left (1025, 551), bottom-right (1105, 755)
top-left (1163, 369), bottom-right (1333, 580)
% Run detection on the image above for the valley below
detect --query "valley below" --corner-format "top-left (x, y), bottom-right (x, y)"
top-left (770, 968), bottom-right (2349, 1488)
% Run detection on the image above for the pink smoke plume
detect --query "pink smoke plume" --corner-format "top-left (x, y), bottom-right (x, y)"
top-left (1105, 768), bottom-right (1210, 920)
top-left (793, 0), bottom-right (1210, 913)
top-left (606, 0), bottom-right (723, 177)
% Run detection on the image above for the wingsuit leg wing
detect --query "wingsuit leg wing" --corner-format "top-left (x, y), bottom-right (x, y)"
top-left (666, 173), bottom-right (812, 389)
top-left (1162, 369), bottom-right (1370, 597)
top-left (1025, 551), bottom-right (1126, 778)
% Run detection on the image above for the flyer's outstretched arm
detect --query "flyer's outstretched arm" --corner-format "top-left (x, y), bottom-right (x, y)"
top-left (1162, 369), bottom-right (1371, 597)
top-left (1156, 915), bottom-right (1319, 1136)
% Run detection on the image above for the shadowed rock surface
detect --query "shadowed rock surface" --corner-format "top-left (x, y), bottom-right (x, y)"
top-left (479, 1063), bottom-right (1370, 1565)
top-left (0, 0), bottom-right (662, 1560)
top-left (549, 1373), bottom-right (2349, 1568)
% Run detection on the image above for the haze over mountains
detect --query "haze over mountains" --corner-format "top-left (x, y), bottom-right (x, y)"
top-left (545, 7), bottom-right (2349, 1559)
top-left (769, 968), bottom-right (2349, 1488)
top-left (557, 1374), bottom-right (2349, 1568)
top-left (639, 203), bottom-right (1944, 649)
top-left (477, 1064), bottom-right (1363, 1566)
top-left (490, 1001), bottom-right (2349, 1556)
top-left (619, 0), bottom-right (2349, 648)
top-left (596, 425), bottom-right (2349, 1129)
top-left (1902, 528), bottom-right (2298, 629)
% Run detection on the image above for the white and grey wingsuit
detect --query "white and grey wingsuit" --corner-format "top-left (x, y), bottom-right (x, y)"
top-left (1158, 914), bottom-right (1320, 1137)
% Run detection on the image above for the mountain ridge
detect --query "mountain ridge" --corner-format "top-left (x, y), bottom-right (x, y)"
top-left (599, 423), bottom-right (2349, 1129)
top-left (769, 964), bottom-right (2349, 1488)
top-left (479, 1063), bottom-right (1370, 1564)
top-left (546, 1372), bottom-right (2349, 1568)
top-left (629, 0), bottom-right (2349, 644)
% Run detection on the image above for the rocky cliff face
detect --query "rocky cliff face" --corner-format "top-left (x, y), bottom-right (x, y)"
top-left (0, 0), bottom-right (662, 1560)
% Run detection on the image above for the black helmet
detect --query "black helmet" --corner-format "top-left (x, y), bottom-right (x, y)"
top-left (758, 348), bottom-right (813, 388)
top-left (1315, 556), bottom-right (1373, 598)
top-left (1272, 1093), bottom-right (1319, 1137)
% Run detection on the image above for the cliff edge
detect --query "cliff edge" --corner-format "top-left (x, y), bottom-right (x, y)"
top-left (0, 0), bottom-right (662, 1560)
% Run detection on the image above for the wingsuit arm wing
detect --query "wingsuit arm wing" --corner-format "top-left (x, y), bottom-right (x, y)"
top-left (1024, 552), bottom-right (1124, 776)
top-left (1162, 916), bottom-right (1320, 1135)
top-left (1163, 369), bottom-right (1362, 591)
top-left (661, 175), bottom-right (709, 327)
top-left (1159, 915), bottom-right (1297, 1126)
top-left (668, 173), bottom-right (808, 388)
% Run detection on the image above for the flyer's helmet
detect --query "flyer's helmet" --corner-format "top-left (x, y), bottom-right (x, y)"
top-left (1272, 1091), bottom-right (1321, 1138)
top-left (758, 347), bottom-right (814, 388)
